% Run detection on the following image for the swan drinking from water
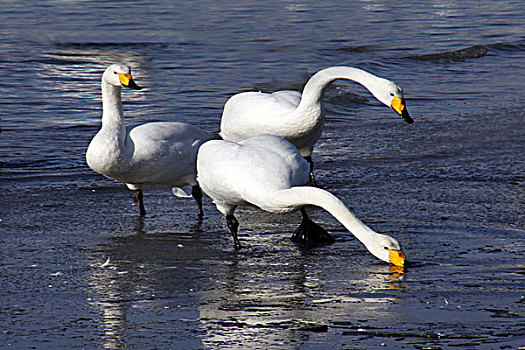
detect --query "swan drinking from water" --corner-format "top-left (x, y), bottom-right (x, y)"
top-left (197, 134), bottom-right (406, 267)
top-left (86, 64), bottom-right (213, 216)
top-left (219, 66), bottom-right (413, 183)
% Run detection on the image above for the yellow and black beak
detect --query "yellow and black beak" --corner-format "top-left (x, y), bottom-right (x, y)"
top-left (388, 249), bottom-right (406, 268)
top-left (117, 73), bottom-right (142, 90)
top-left (391, 96), bottom-right (413, 124)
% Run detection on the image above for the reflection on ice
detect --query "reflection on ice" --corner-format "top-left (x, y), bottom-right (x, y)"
top-left (197, 248), bottom-right (405, 349)
top-left (388, 265), bottom-right (405, 283)
top-left (83, 214), bottom-right (408, 349)
top-left (88, 258), bottom-right (130, 349)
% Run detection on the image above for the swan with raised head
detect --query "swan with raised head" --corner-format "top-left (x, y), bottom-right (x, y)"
top-left (86, 64), bottom-right (213, 216)
top-left (197, 134), bottom-right (406, 267)
top-left (219, 66), bottom-right (414, 183)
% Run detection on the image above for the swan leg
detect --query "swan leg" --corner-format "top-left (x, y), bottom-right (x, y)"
top-left (226, 214), bottom-right (242, 249)
top-left (291, 208), bottom-right (334, 247)
top-left (191, 185), bottom-right (204, 217)
top-left (132, 189), bottom-right (146, 216)
top-left (304, 156), bottom-right (317, 186)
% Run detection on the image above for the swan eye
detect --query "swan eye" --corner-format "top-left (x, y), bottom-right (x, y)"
top-left (114, 71), bottom-right (118, 75)
top-left (384, 246), bottom-right (389, 250)
top-left (389, 93), bottom-right (394, 97)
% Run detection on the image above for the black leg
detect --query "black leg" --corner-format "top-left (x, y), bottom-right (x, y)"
top-left (291, 208), bottom-right (334, 247)
top-left (132, 189), bottom-right (146, 216)
top-left (226, 214), bottom-right (242, 249)
top-left (303, 155), bottom-right (317, 186)
top-left (191, 185), bottom-right (204, 217)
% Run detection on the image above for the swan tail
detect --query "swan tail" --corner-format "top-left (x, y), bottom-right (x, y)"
top-left (172, 186), bottom-right (193, 198)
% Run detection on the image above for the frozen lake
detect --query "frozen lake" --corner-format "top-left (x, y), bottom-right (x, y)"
top-left (1, 1), bottom-right (524, 349)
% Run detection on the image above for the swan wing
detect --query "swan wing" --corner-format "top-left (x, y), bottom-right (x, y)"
top-left (122, 122), bottom-right (212, 186)
top-left (269, 90), bottom-right (302, 107)
top-left (238, 135), bottom-right (309, 188)
top-left (220, 91), bottom-right (301, 142)
top-left (197, 135), bottom-right (309, 214)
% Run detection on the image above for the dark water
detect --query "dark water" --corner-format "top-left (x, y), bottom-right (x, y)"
top-left (1, 1), bottom-right (524, 349)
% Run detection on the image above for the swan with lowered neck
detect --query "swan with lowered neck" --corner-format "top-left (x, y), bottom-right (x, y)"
top-left (219, 66), bottom-right (413, 183)
top-left (197, 134), bottom-right (406, 267)
top-left (86, 64), bottom-right (213, 216)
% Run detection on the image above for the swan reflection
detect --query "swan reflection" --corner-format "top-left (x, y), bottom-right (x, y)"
top-left (85, 212), bottom-right (406, 349)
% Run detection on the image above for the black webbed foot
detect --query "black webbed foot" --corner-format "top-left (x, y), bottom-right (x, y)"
top-left (191, 185), bottom-right (204, 218)
top-left (291, 208), bottom-right (335, 248)
top-left (226, 214), bottom-right (242, 249)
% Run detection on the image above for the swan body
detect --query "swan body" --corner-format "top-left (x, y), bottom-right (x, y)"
top-left (219, 67), bottom-right (413, 182)
top-left (220, 66), bottom-right (413, 156)
top-left (197, 134), bottom-right (406, 266)
top-left (86, 64), bottom-right (213, 215)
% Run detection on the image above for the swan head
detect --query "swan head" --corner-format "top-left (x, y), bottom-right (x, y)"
top-left (373, 80), bottom-right (413, 124)
top-left (103, 64), bottom-right (142, 90)
top-left (366, 233), bottom-right (406, 267)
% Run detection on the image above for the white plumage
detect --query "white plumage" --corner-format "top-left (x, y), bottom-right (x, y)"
top-left (219, 66), bottom-right (413, 182)
top-left (197, 134), bottom-right (406, 266)
top-left (86, 64), bottom-right (213, 216)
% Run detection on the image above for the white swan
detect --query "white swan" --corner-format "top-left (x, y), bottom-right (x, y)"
top-left (219, 66), bottom-right (413, 182)
top-left (86, 64), bottom-right (213, 216)
top-left (197, 134), bottom-right (406, 267)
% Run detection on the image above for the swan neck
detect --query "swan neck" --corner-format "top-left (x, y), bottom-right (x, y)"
top-left (276, 187), bottom-right (379, 245)
top-left (298, 67), bottom-right (380, 110)
top-left (98, 79), bottom-right (128, 154)
top-left (101, 79), bottom-right (125, 128)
